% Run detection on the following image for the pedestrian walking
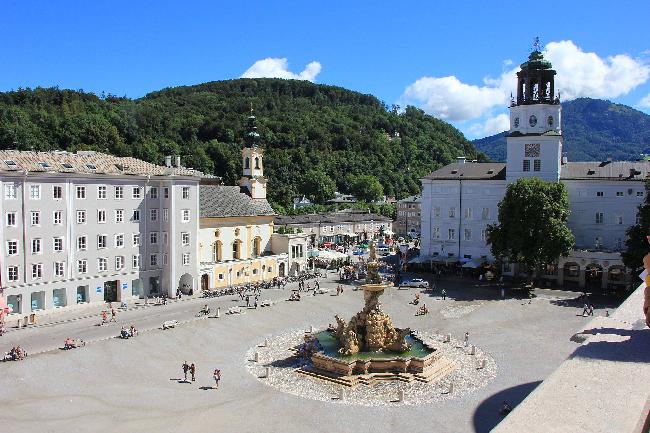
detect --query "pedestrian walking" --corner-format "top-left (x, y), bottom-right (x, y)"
top-left (190, 363), bottom-right (196, 382)
top-left (441, 289), bottom-right (447, 300)
top-left (101, 310), bottom-right (108, 325)
top-left (582, 303), bottom-right (589, 317)
top-left (182, 361), bottom-right (190, 381)
top-left (110, 308), bottom-right (117, 322)
top-left (464, 332), bottom-right (469, 347)
top-left (246, 295), bottom-right (250, 308)
top-left (588, 304), bottom-right (594, 316)
top-left (213, 368), bottom-right (221, 389)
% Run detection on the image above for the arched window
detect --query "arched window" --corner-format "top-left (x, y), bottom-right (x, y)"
top-left (212, 241), bottom-right (222, 262)
top-left (232, 241), bottom-right (240, 260)
top-left (252, 237), bottom-right (261, 258)
top-left (245, 157), bottom-right (250, 169)
top-left (254, 157), bottom-right (260, 169)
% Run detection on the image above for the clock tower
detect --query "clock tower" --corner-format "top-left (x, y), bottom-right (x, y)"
top-left (240, 108), bottom-right (268, 199)
top-left (506, 39), bottom-right (563, 183)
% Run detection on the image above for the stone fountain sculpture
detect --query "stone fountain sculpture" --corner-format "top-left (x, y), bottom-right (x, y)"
top-left (334, 242), bottom-right (411, 356)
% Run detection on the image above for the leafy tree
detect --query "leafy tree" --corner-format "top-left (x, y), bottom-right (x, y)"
top-left (486, 178), bottom-right (575, 281)
top-left (351, 175), bottom-right (384, 203)
top-left (622, 180), bottom-right (650, 273)
top-left (299, 169), bottom-right (336, 204)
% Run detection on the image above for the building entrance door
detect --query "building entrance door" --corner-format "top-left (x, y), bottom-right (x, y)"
top-left (104, 280), bottom-right (118, 302)
top-left (201, 274), bottom-right (209, 291)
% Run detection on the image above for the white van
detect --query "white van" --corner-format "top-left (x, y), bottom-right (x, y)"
top-left (377, 246), bottom-right (390, 256)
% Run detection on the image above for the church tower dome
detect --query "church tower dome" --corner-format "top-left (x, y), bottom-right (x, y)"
top-left (240, 107), bottom-right (267, 199)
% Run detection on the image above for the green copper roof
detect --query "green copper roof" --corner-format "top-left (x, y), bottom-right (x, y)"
top-left (520, 50), bottom-right (553, 70)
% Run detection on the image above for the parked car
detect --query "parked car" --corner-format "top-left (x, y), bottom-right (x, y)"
top-left (400, 278), bottom-right (429, 289)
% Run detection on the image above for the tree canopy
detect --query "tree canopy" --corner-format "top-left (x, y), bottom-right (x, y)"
top-left (486, 178), bottom-right (575, 275)
top-left (299, 169), bottom-right (336, 204)
top-left (622, 180), bottom-right (650, 274)
top-left (0, 80), bottom-right (486, 210)
top-left (350, 175), bottom-right (384, 203)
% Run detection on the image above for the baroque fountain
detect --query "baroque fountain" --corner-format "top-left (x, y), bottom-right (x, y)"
top-left (299, 242), bottom-right (456, 387)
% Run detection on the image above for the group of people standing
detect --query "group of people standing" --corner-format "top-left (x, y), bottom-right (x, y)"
top-left (181, 361), bottom-right (221, 389)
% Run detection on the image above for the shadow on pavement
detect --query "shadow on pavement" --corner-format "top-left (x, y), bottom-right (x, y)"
top-left (472, 381), bottom-right (542, 433)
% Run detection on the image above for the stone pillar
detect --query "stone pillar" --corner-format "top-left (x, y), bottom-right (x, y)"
top-left (601, 271), bottom-right (608, 291)
top-left (579, 270), bottom-right (586, 289)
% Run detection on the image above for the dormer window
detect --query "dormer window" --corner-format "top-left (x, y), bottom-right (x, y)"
top-left (587, 169), bottom-right (595, 175)
top-left (4, 160), bottom-right (16, 167)
top-left (451, 169), bottom-right (458, 174)
top-left (487, 169), bottom-right (494, 174)
top-left (85, 164), bottom-right (97, 170)
top-left (62, 163), bottom-right (73, 169)
top-left (38, 162), bottom-right (50, 168)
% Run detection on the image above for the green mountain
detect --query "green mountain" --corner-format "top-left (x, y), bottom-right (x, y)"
top-left (0, 79), bottom-right (485, 211)
top-left (472, 98), bottom-right (650, 162)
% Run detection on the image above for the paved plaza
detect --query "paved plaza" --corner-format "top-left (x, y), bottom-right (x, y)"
top-left (0, 273), bottom-right (611, 433)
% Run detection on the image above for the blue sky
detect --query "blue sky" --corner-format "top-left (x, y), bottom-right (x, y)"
top-left (2, 1), bottom-right (649, 138)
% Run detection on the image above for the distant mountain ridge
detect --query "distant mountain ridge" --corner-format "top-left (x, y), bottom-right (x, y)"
top-left (473, 98), bottom-right (650, 162)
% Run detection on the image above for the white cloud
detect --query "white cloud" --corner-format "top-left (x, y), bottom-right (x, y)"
top-left (399, 40), bottom-right (649, 123)
top-left (637, 92), bottom-right (650, 108)
top-left (468, 113), bottom-right (510, 137)
top-left (241, 58), bottom-right (322, 82)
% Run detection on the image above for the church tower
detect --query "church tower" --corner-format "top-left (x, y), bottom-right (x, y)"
top-left (506, 38), bottom-right (563, 183)
top-left (239, 108), bottom-right (267, 199)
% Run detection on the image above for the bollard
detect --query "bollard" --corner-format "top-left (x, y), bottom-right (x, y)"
top-left (477, 359), bottom-right (486, 369)
top-left (339, 387), bottom-right (346, 401)
top-left (448, 383), bottom-right (453, 394)
top-left (216, 307), bottom-right (220, 318)
top-left (16, 317), bottom-right (21, 328)
top-left (254, 352), bottom-right (260, 362)
top-left (443, 334), bottom-right (451, 343)
top-left (265, 366), bottom-right (270, 378)
top-left (469, 345), bottom-right (476, 355)
top-left (264, 338), bottom-right (270, 347)
top-left (309, 325), bottom-right (315, 333)
top-left (398, 389), bottom-right (405, 402)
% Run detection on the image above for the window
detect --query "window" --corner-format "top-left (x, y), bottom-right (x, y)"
top-left (115, 209), bottom-right (124, 223)
top-left (6, 212), bottom-right (16, 227)
top-left (78, 260), bottom-right (87, 274)
top-left (86, 163), bottom-right (96, 170)
top-left (595, 237), bottom-right (603, 250)
top-left (163, 208), bottom-right (169, 222)
top-left (30, 185), bottom-right (41, 200)
top-left (212, 242), bottom-right (221, 261)
top-left (464, 208), bottom-right (472, 219)
top-left (464, 228), bottom-right (472, 241)
top-left (523, 160), bottom-right (531, 172)
top-left (115, 234), bottom-right (124, 248)
top-left (596, 191), bottom-right (604, 197)
top-left (98, 257), bottom-right (108, 272)
top-left (132, 209), bottom-right (140, 222)
top-left (182, 187), bottom-right (190, 199)
top-left (182, 209), bottom-right (190, 222)
top-left (481, 229), bottom-right (487, 241)
top-left (133, 234), bottom-right (140, 246)
top-left (77, 236), bottom-right (87, 251)
top-left (32, 238), bottom-right (42, 254)
top-left (163, 253), bottom-right (168, 265)
top-left (77, 210), bottom-right (86, 224)
top-left (637, 191), bottom-right (644, 197)
top-left (32, 263), bottom-right (43, 279)
top-left (616, 215), bottom-right (623, 225)
top-left (53, 186), bottom-right (62, 199)
top-left (62, 163), bottom-right (73, 169)
top-left (616, 191), bottom-right (624, 197)
top-left (31, 211), bottom-right (40, 226)
top-left (150, 209), bottom-right (158, 222)
top-left (150, 187), bottom-right (158, 199)
top-left (4, 183), bottom-right (16, 199)
top-left (163, 187), bottom-right (169, 199)
top-left (97, 235), bottom-right (107, 249)
top-left (637, 213), bottom-right (642, 225)
top-left (97, 186), bottom-right (107, 199)
top-left (232, 241), bottom-right (240, 260)
top-left (114, 186), bottom-right (124, 199)
top-left (97, 209), bottom-right (106, 223)
top-left (53, 237), bottom-right (64, 252)
top-left (7, 240), bottom-right (18, 255)
top-left (595, 212), bottom-right (604, 224)
top-left (432, 227), bottom-right (440, 239)
top-left (616, 238), bottom-right (623, 250)
top-left (162, 232), bottom-right (168, 245)
top-left (150, 232), bottom-right (158, 245)
top-left (132, 187), bottom-right (141, 199)
top-left (182, 253), bottom-right (190, 266)
top-left (53, 211), bottom-right (62, 225)
top-left (54, 261), bottom-right (65, 277)
top-left (115, 256), bottom-right (124, 270)
top-left (150, 254), bottom-right (158, 267)
top-left (533, 159), bottom-right (541, 172)
top-left (76, 186), bottom-right (86, 199)
top-left (7, 266), bottom-right (18, 282)
top-left (448, 228), bottom-right (456, 240)
top-left (181, 232), bottom-right (190, 246)
top-left (449, 207), bottom-right (456, 218)
top-left (482, 207), bottom-right (490, 220)
top-left (132, 255), bottom-right (140, 269)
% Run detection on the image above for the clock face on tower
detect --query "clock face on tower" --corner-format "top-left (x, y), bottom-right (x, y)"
top-left (547, 115), bottom-right (554, 126)
top-left (529, 115), bottom-right (537, 127)
top-left (525, 143), bottom-right (540, 158)
top-left (514, 117), bottom-right (520, 128)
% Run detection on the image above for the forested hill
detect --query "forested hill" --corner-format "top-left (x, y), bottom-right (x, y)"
top-left (472, 98), bottom-right (650, 162)
top-left (0, 79), bottom-right (484, 211)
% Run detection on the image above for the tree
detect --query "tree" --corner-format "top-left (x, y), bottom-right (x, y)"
top-left (299, 169), bottom-right (336, 204)
top-left (486, 178), bottom-right (575, 281)
top-left (350, 175), bottom-right (384, 203)
top-left (622, 180), bottom-right (650, 273)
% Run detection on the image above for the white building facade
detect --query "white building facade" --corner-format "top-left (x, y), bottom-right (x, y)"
top-left (420, 49), bottom-right (650, 289)
top-left (0, 151), bottom-right (201, 315)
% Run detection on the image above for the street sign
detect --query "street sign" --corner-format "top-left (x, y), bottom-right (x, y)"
top-left (96, 287), bottom-right (102, 293)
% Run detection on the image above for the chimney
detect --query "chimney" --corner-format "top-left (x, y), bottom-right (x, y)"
top-left (164, 156), bottom-right (172, 168)
top-left (175, 156), bottom-right (181, 168)
top-left (606, 155), bottom-right (613, 163)
top-left (561, 155), bottom-right (568, 165)
top-left (457, 156), bottom-right (466, 164)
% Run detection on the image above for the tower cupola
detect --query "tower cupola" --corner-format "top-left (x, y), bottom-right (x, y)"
top-left (515, 38), bottom-right (558, 106)
top-left (240, 106), bottom-right (267, 199)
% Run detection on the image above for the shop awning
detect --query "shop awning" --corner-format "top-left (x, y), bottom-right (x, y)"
top-left (462, 260), bottom-right (481, 268)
